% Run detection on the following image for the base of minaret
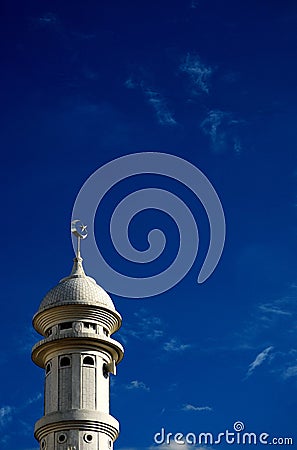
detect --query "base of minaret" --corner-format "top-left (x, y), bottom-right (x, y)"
top-left (35, 410), bottom-right (119, 449)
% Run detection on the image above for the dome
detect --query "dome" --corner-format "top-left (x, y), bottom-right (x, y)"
top-left (38, 257), bottom-right (115, 312)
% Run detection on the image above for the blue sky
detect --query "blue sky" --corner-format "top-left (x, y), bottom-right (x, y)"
top-left (1, 0), bottom-right (297, 449)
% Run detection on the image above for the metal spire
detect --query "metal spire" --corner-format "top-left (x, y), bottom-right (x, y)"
top-left (71, 219), bottom-right (88, 259)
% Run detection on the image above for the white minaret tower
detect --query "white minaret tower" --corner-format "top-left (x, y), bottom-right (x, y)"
top-left (32, 221), bottom-right (124, 450)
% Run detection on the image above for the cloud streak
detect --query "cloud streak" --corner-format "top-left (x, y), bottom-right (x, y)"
top-left (0, 392), bottom-right (42, 432)
top-left (180, 53), bottom-right (213, 94)
top-left (126, 380), bottom-right (150, 391)
top-left (119, 308), bottom-right (164, 344)
top-left (227, 291), bottom-right (297, 382)
top-left (163, 338), bottom-right (191, 352)
top-left (201, 109), bottom-right (244, 154)
top-left (245, 346), bottom-right (274, 379)
top-left (182, 404), bottom-right (213, 412)
top-left (283, 365), bottom-right (297, 379)
top-left (143, 88), bottom-right (177, 126)
top-left (118, 445), bottom-right (210, 450)
top-left (125, 77), bottom-right (176, 126)
top-left (36, 12), bottom-right (59, 27)
top-left (149, 443), bottom-right (210, 450)
top-left (190, 0), bottom-right (200, 9)
top-left (0, 406), bottom-right (13, 427)
top-left (258, 303), bottom-right (292, 317)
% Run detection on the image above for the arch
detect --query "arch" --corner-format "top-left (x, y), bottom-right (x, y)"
top-left (83, 355), bottom-right (95, 366)
top-left (60, 356), bottom-right (71, 367)
top-left (45, 362), bottom-right (52, 374)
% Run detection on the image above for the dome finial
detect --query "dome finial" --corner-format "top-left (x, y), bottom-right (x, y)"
top-left (71, 219), bottom-right (88, 259)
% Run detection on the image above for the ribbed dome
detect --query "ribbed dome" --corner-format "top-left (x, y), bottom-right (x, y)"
top-left (38, 257), bottom-right (115, 312)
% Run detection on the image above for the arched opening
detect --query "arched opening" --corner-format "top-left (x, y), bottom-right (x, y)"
top-left (81, 355), bottom-right (96, 409)
top-left (83, 356), bottom-right (95, 366)
top-left (103, 363), bottom-right (109, 379)
top-left (59, 322), bottom-right (73, 330)
top-left (45, 362), bottom-right (52, 374)
top-left (60, 356), bottom-right (71, 367)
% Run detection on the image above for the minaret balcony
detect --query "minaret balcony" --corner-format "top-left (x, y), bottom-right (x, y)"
top-left (33, 304), bottom-right (122, 337)
top-left (32, 332), bottom-right (124, 369)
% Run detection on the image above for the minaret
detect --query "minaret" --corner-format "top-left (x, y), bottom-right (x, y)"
top-left (32, 221), bottom-right (124, 450)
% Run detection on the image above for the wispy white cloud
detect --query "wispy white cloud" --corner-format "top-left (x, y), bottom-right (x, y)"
top-left (119, 446), bottom-right (210, 450)
top-left (202, 279), bottom-right (297, 387)
top-left (149, 443), bottom-right (211, 450)
top-left (0, 391), bottom-right (42, 433)
top-left (224, 290), bottom-right (297, 382)
top-left (37, 12), bottom-right (58, 26)
top-left (0, 406), bottom-right (13, 427)
top-left (233, 136), bottom-right (242, 154)
top-left (258, 303), bottom-right (292, 316)
top-left (126, 380), bottom-right (150, 391)
top-left (245, 346), bottom-right (274, 379)
top-left (143, 88), bottom-right (177, 126)
top-left (125, 77), bottom-right (138, 90)
top-left (118, 440), bottom-right (210, 450)
top-left (119, 311), bottom-right (192, 362)
top-left (164, 338), bottom-right (191, 352)
top-left (124, 77), bottom-right (176, 126)
top-left (200, 109), bottom-right (244, 154)
top-left (201, 109), bottom-right (229, 146)
top-left (233, 295), bottom-right (297, 352)
top-left (30, 12), bottom-right (60, 33)
top-left (119, 308), bottom-right (164, 344)
top-left (24, 392), bottom-right (42, 407)
top-left (134, 309), bottom-right (162, 325)
top-left (182, 404), bottom-right (213, 412)
top-left (180, 53), bottom-right (213, 94)
top-left (17, 326), bottom-right (41, 354)
top-left (283, 365), bottom-right (297, 379)
top-left (190, 0), bottom-right (200, 9)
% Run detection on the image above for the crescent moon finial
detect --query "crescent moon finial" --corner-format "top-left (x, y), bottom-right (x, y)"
top-left (71, 220), bottom-right (88, 258)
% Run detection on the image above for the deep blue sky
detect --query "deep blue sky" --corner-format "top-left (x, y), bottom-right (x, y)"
top-left (1, 1), bottom-right (297, 449)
